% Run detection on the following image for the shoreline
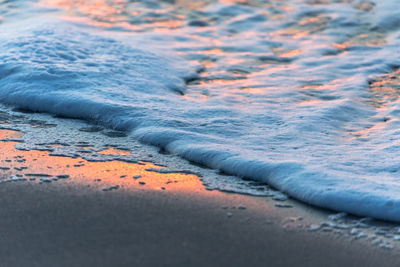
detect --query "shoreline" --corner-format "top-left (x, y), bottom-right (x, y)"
top-left (1, 174), bottom-right (399, 266)
top-left (0, 129), bottom-right (399, 266)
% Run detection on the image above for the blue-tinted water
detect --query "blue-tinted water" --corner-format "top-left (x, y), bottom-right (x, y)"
top-left (1, 0), bottom-right (400, 221)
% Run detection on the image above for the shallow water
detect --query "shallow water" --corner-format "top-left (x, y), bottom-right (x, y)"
top-left (1, 0), bottom-right (400, 221)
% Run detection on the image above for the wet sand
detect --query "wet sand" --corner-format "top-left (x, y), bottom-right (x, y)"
top-left (0, 130), bottom-right (399, 266)
top-left (1, 178), bottom-right (400, 266)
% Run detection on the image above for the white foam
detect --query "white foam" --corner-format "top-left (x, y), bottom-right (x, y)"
top-left (1, 0), bottom-right (400, 222)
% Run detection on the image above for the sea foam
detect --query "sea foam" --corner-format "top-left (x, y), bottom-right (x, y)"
top-left (2, 0), bottom-right (400, 222)
top-left (0, 18), bottom-right (196, 130)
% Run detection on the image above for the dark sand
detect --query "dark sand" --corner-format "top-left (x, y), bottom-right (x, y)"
top-left (0, 129), bottom-right (399, 266)
top-left (0, 181), bottom-right (399, 267)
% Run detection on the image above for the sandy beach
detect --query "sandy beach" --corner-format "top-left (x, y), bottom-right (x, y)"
top-left (1, 0), bottom-right (400, 266)
top-left (0, 129), bottom-right (399, 266)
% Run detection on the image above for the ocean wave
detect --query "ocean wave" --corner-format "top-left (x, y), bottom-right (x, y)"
top-left (2, 0), bottom-right (400, 221)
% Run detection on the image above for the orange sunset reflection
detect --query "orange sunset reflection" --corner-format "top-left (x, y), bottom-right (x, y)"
top-left (367, 68), bottom-right (400, 108)
top-left (38, 0), bottom-right (141, 30)
top-left (37, 0), bottom-right (197, 31)
top-left (344, 120), bottom-right (387, 141)
top-left (99, 147), bottom-right (131, 155)
top-left (272, 13), bottom-right (330, 38)
top-left (0, 129), bottom-right (203, 193)
top-left (333, 31), bottom-right (386, 52)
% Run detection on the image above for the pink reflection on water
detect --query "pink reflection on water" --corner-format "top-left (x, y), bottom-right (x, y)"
top-left (38, 0), bottom-right (137, 29)
top-left (37, 0), bottom-right (186, 31)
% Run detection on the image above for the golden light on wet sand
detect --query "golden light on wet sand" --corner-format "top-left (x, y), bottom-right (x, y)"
top-left (0, 129), bottom-right (204, 193)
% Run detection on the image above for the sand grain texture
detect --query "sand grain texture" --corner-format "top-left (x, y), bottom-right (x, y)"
top-left (0, 181), bottom-right (398, 267)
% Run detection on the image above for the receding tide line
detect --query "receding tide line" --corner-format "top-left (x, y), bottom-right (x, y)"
top-left (134, 128), bottom-right (400, 223)
top-left (0, 129), bottom-right (205, 193)
top-left (2, 10), bottom-right (400, 222)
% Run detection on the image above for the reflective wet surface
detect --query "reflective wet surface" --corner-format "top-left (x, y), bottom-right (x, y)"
top-left (1, 0), bottom-right (400, 221)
